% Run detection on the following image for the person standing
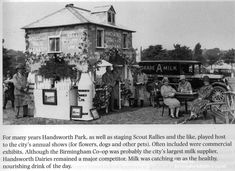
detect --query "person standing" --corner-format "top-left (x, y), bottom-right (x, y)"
top-left (102, 66), bottom-right (117, 112)
top-left (134, 68), bottom-right (148, 107)
top-left (149, 75), bottom-right (162, 107)
top-left (12, 64), bottom-right (30, 118)
top-left (112, 66), bottom-right (122, 109)
top-left (3, 71), bottom-right (15, 109)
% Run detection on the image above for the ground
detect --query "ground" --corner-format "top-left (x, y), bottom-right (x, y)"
top-left (2, 102), bottom-right (226, 125)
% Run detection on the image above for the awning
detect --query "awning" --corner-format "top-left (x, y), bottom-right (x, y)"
top-left (97, 60), bottom-right (112, 67)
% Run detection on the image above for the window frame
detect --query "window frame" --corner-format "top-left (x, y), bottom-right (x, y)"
top-left (96, 28), bottom-right (104, 48)
top-left (107, 11), bottom-right (115, 24)
top-left (122, 33), bottom-right (128, 49)
top-left (48, 36), bottom-right (61, 53)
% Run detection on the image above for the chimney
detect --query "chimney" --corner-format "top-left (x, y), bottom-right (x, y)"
top-left (65, 4), bottom-right (74, 7)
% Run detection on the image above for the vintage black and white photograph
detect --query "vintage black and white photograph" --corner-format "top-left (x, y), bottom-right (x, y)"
top-left (42, 89), bottom-right (57, 105)
top-left (70, 106), bottom-right (83, 120)
top-left (90, 108), bottom-right (100, 120)
top-left (2, 0), bottom-right (235, 124)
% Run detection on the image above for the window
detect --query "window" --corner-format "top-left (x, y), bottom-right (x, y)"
top-left (107, 11), bottom-right (115, 24)
top-left (49, 37), bottom-right (60, 52)
top-left (112, 13), bottom-right (115, 23)
top-left (96, 29), bottom-right (104, 48)
top-left (108, 12), bottom-right (112, 23)
top-left (122, 33), bottom-right (128, 49)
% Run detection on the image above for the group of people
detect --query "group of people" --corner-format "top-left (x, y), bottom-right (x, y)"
top-left (3, 64), bottom-right (30, 119)
top-left (4, 63), bottom-right (214, 121)
top-left (102, 65), bottom-right (214, 121)
top-left (102, 65), bottom-right (149, 111)
top-left (160, 75), bottom-right (213, 120)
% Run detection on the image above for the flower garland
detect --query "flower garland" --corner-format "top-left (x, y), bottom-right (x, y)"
top-left (25, 52), bottom-right (100, 73)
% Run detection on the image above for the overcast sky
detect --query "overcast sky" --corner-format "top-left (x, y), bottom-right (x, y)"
top-left (2, 0), bottom-right (235, 51)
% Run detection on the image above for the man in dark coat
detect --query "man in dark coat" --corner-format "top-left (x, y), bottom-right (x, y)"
top-left (102, 66), bottom-right (117, 111)
top-left (3, 71), bottom-right (15, 109)
top-left (12, 64), bottom-right (30, 118)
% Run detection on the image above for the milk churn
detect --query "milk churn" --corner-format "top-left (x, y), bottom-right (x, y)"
top-left (76, 72), bottom-right (95, 120)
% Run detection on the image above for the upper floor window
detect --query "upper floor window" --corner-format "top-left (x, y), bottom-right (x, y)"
top-left (107, 11), bottom-right (115, 24)
top-left (49, 37), bottom-right (60, 52)
top-left (122, 33), bottom-right (128, 49)
top-left (96, 28), bottom-right (104, 48)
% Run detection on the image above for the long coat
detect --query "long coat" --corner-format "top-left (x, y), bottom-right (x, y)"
top-left (134, 73), bottom-right (148, 100)
top-left (12, 73), bottom-right (30, 107)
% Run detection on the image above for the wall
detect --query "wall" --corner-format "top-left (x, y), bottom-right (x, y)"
top-left (87, 24), bottom-right (133, 58)
top-left (25, 25), bottom-right (89, 55)
top-left (25, 24), bottom-right (133, 61)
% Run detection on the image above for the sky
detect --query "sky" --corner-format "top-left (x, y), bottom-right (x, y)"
top-left (2, 0), bottom-right (235, 51)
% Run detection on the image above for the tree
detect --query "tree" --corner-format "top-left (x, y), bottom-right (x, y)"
top-left (223, 49), bottom-right (235, 64)
top-left (169, 44), bottom-right (193, 60)
top-left (203, 48), bottom-right (221, 68)
top-left (141, 45), bottom-right (169, 61)
top-left (2, 39), bottom-right (12, 76)
top-left (193, 43), bottom-right (206, 64)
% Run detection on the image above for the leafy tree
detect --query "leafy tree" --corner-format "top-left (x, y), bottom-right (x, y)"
top-left (169, 44), bottom-right (193, 60)
top-left (2, 39), bottom-right (12, 76)
top-left (141, 45), bottom-right (169, 61)
top-left (203, 48), bottom-right (221, 68)
top-left (193, 43), bottom-right (206, 64)
top-left (7, 49), bottom-right (26, 69)
top-left (223, 49), bottom-right (235, 64)
top-left (100, 47), bottom-right (127, 65)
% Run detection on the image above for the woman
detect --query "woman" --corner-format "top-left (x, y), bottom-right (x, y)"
top-left (190, 76), bottom-right (213, 120)
top-left (12, 64), bottom-right (30, 118)
top-left (160, 77), bottom-right (180, 118)
top-left (178, 75), bottom-right (192, 93)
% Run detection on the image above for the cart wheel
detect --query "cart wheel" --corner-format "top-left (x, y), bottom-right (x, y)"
top-left (211, 86), bottom-right (226, 102)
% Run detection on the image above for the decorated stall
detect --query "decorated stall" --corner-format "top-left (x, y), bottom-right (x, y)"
top-left (26, 52), bottom-right (99, 121)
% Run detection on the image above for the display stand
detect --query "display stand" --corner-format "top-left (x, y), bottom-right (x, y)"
top-left (34, 89), bottom-right (71, 120)
top-left (34, 79), bottom-right (77, 120)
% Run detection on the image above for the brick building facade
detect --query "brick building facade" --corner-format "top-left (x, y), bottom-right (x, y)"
top-left (23, 4), bottom-right (135, 62)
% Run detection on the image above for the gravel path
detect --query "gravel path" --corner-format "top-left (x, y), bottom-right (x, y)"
top-left (2, 102), bottom-right (221, 125)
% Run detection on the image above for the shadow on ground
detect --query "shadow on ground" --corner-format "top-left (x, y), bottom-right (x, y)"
top-left (3, 101), bottom-right (225, 125)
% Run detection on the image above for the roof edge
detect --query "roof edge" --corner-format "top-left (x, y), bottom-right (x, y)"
top-left (21, 7), bottom-right (67, 29)
top-left (22, 22), bottom-right (136, 33)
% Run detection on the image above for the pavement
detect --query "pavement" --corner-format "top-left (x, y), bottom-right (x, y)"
top-left (2, 102), bottom-right (223, 125)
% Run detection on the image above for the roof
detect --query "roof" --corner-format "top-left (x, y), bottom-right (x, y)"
top-left (92, 5), bottom-right (116, 14)
top-left (22, 4), bottom-right (134, 32)
top-left (139, 60), bottom-right (201, 64)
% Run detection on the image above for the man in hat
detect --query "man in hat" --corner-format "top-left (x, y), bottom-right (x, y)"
top-left (178, 75), bottom-right (192, 93)
top-left (134, 67), bottom-right (148, 107)
top-left (12, 63), bottom-right (30, 118)
top-left (112, 65), bottom-right (122, 109)
top-left (102, 66), bottom-right (117, 111)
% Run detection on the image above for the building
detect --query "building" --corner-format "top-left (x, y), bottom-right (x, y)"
top-left (22, 4), bottom-right (135, 63)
